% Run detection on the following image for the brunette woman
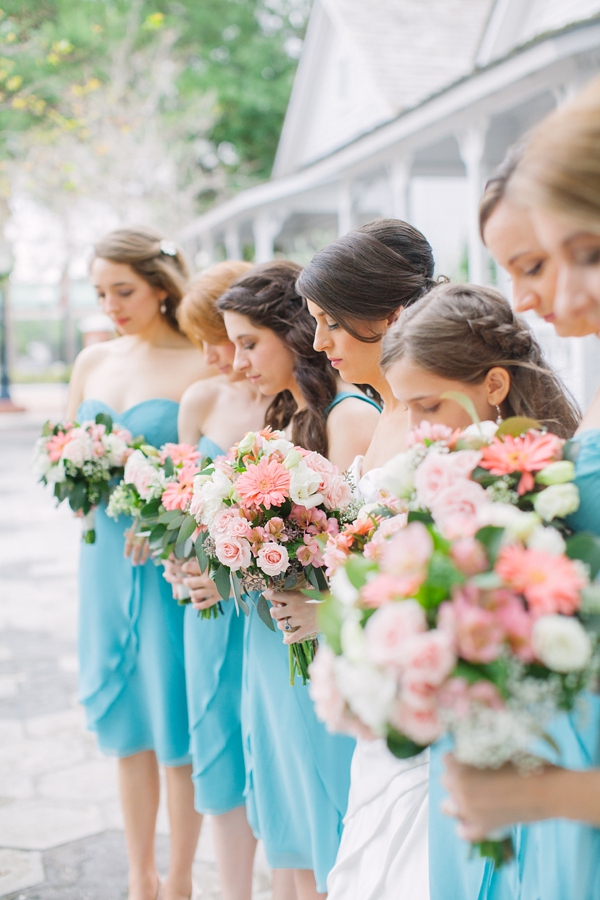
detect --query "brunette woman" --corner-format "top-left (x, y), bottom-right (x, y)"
top-left (215, 260), bottom-right (380, 900)
top-left (67, 227), bottom-right (211, 900)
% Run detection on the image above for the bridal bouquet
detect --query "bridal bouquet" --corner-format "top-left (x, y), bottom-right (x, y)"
top-left (107, 442), bottom-right (204, 600)
top-left (310, 416), bottom-right (600, 866)
top-left (189, 427), bottom-right (354, 683)
top-left (33, 414), bottom-right (135, 542)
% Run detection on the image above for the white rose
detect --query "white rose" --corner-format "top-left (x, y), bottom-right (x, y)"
top-left (533, 483), bottom-right (580, 522)
top-left (356, 502), bottom-right (380, 523)
top-left (289, 461), bottom-right (324, 508)
top-left (330, 567), bottom-right (359, 607)
top-left (372, 451), bottom-right (415, 499)
top-left (61, 431), bottom-right (93, 467)
top-left (526, 525), bottom-right (566, 557)
top-left (283, 448), bottom-right (304, 469)
top-left (335, 656), bottom-right (397, 735)
top-left (262, 438), bottom-right (295, 459)
top-left (462, 420), bottom-right (499, 442)
top-left (237, 432), bottom-right (257, 456)
top-left (199, 469), bottom-right (234, 525)
top-left (532, 615), bottom-right (592, 673)
top-left (535, 461), bottom-right (576, 486)
top-left (477, 502), bottom-right (540, 540)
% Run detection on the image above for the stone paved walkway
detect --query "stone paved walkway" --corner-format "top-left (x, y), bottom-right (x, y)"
top-left (0, 386), bottom-right (271, 899)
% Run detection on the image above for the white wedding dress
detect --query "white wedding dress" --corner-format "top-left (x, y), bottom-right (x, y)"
top-left (326, 457), bottom-right (430, 900)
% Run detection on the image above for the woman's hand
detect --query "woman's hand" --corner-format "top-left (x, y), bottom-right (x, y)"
top-left (265, 588), bottom-right (319, 644)
top-left (441, 754), bottom-right (555, 840)
top-left (181, 558), bottom-right (222, 611)
top-left (124, 524), bottom-right (150, 566)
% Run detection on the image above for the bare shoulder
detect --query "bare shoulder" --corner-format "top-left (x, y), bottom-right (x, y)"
top-left (327, 395), bottom-right (380, 471)
top-left (178, 376), bottom-right (224, 441)
top-left (327, 395), bottom-right (380, 431)
top-left (578, 387), bottom-right (600, 433)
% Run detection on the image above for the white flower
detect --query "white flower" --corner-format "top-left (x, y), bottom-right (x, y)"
top-left (124, 450), bottom-right (165, 500)
top-left (535, 461), bottom-right (576, 486)
top-left (356, 502), bottom-right (381, 523)
top-left (237, 432), bottom-right (257, 456)
top-left (46, 460), bottom-right (67, 483)
top-left (533, 483), bottom-right (580, 522)
top-left (198, 469), bottom-right (234, 525)
top-left (372, 451), bottom-right (416, 499)
top-left (477, 502), bottom-right (540, 540)
top-left (532, 615), bottom-right (592, 673)
top-left (102, 433), bottom-right (130, 467)
top-left (32, 438), bottom-right (52, 477)
top-left (262, 438), bottom-right (295, 459)
top-left (282, 448), bottom-right (304, 469)
top-left (335, 656), bottom-right (397, 735)
top-left (340, 614), bottom-right (367, 663)
top-left (329, 567), bottom-right (359, 607)
top-left (526, 525), bottom-right (566, 557)
top-left (289, 460), bottom-right (324, 508)
top-left (463, 420), bottom-right (498, 442)
top-left (61, 430), bottom-right (93, 467)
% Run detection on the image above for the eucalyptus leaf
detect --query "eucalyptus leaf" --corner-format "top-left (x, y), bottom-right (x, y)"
top-left (166, 514), bottom-right (186, 531)
top-left (213, 565), bottom-right (231, 601)
top-left (256, 593), bottom-right (276, 631)
top-left (163, 456), bottom-right (175, 478)
top-left (158, 509), bottom-right (184, 524)
top-left (440, 391), bottom-right (480, 424)
top-left (496, 416), bottom-right (541, 437)
top-left (195, 538), bottom-right (209, 574)
top-left (177, 515), bottom-right (197, 546)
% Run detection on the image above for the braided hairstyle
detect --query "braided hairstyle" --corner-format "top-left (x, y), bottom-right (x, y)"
top-left (296, 218), bottom-right (438, 342)
top-left (380, 283), bottom-right (580, 438)
top-left (93, 225), bottom-right (189, 332)
top-left (217, 260), bottom-right (337, 456)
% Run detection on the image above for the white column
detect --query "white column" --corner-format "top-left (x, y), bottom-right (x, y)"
top-left (337, 178), bottom-right (353, 236)
top-left (389, 156), bottom-right (412, 221)
top-left (253, 212), bottom-right (280, 263)
top-left (458, 122), bottom-right (489, 285)
top-left (224, 223), bottom-right (241, 260)
top-left (194, 231), bottom-right (215, 270)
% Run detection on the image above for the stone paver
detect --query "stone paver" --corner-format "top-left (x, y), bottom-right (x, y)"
top-left (0, 389), bottom-right (271, 899)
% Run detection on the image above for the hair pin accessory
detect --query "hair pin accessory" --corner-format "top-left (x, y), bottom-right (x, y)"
top-left (159, 239), bottom-right (177, 257)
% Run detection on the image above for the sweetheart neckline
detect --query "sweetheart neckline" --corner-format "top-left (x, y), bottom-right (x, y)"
top-left (79, 397), bottom-right (179, 417)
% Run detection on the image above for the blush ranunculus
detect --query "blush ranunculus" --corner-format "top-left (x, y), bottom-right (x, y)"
top-left (414, 449), bottom-right (481, 508)
top-left (450, 537), bottom-right (488, 576)
top-left (391, 699), bottom-right (443, 746)
top-left (257, 541), bottom-right (289, 576)
top-left (380, 521), bottom-right (434, 580)
top-left (402, 629), bottom-right (456, 686)
top-left (364, 599), bottom-right (427, 667)
top-left (430, 480), bottom-right (487, 540)
top-left (451, 588), bottom-right (506, 663)
top-left (361, 573), bottom-right (425, 607)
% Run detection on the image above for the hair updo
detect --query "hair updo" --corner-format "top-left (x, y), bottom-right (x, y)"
top-left (296, 218), bottom-right (437, 342)
top-left (380, 282), bottom-right (580, 438)
top-left (177, 260), bottom-right (254, 347)
top-left (93, 225), bottom-right (189, 332)
top-left (217, 260), bottom-right (338, 456)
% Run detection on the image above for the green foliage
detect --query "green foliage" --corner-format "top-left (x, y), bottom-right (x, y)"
top-left (386, 728), bottom-right (427, 760)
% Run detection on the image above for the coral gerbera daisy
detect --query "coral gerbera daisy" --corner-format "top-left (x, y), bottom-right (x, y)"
top-left (235, 456), bottom-right (291, 510)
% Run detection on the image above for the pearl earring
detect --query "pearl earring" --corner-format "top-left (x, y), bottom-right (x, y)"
top-left (160, 301), bottom-right (167, 315)
top-left (495, 405), bottom-right (503, 425)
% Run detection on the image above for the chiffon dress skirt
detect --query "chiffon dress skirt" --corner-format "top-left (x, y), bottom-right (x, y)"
top-left (428, 428), bottom-right (600, 900)
top-left (242, 606), bottom-right (356, 893)
top-left (183, 435), bottom-right (246, 814)
top-left (77, 399), bottom-right (191, 766)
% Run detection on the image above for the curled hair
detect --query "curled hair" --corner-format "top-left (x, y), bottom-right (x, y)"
top-left (178, 261), bottom-right (254, 347)
top-left (380, 283), bottom-right (580, 438)
top-left (513, 75), bottom-right (600, 235)
top-left (93, 225), bottom-right (189, 331)
top-left (479, 142), bottom-right (524, 241)
top-left (217, 261), bottom-right (337, 455)
top-left (296, 218), bottom-right (437, 342)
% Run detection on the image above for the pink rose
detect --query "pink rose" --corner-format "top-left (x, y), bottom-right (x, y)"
top-left (323, 473), bottom-right (352, 509)
top-left (430, 480), bottom-right (487, 540)
top-left (214, 535), bottom-right (252, 571)
top-left (496, 597), bottom-right (534, 662)
top-left (361, 573), bottom-right (425, 608)
top-left (380, 521), bottom-right (433, 579)
top-left (402, 630), bottom-right (456, 686)
top-left (257, 541), bottom-right (289, 576)
top-left (391, 699), bottom-right (443, 745)
top-left (450, 537), bottom-right (488, 576)
top-left (364, 514), bottom-right (407, 561)
top-left (451, 588), bottom-right (505, 663)
top-left (364, 599), bottom-right (427, 667)
top-left (414, 450), bottom-right (481, 508)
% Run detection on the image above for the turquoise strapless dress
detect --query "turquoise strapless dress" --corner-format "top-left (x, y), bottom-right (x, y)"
top-left (184, 435), bottom-right (246, 815)
top-left (429, 428), bottom-right (600, 900)
top-left (77, 399), bottom-right (191, 766)
top-left (241, 390), bottom-right (379, 891)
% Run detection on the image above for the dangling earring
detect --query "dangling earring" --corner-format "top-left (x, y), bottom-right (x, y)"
top-left (160, 301), bottom-right (167, 315)
top-left (495, 405), bottom-right (503, 425)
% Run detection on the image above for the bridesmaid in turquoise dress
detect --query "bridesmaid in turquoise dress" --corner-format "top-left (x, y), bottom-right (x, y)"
top-left (164, 261), bottom-right (269, 900)
top-left (218, 261), bottom-right (380, 899)
top-left (66, 227), bottom-right (211, 900)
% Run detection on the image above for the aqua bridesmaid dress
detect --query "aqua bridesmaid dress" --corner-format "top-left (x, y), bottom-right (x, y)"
top-left (77, 398), bottom-right (191, 766)
top-left (429, 428), bottom-right (600, 900)
top-left (183, 435), bottom-right (246, 815)
top-left (241, 391), bottom-right (380, 892)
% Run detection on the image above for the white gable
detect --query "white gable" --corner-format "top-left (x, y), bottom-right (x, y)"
top-left (273, 1), bottom-right (393, 178)
top-left (477, 0), bottom-right (600, 66)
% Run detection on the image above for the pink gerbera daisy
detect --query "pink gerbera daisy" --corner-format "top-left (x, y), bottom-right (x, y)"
top-left (235, 456), bottom-right (291, 510)
top-left (480, 431), bottom-right (562, 495)
top-left (162, 464), bottom-right (198, 511)
top-left (160, 443), bottom-right (201, 466)
top-left (495, 544), bottom-right (585, 617)
top-left (46, 431), bottom-right (73, 462)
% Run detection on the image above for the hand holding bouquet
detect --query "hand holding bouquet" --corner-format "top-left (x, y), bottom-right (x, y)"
top-left (189, 427), bottom-right (355, 683)
top-left (33, 413), bottom-right (135, 542)
top-left (310, 416), bottom-right (600, 866)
